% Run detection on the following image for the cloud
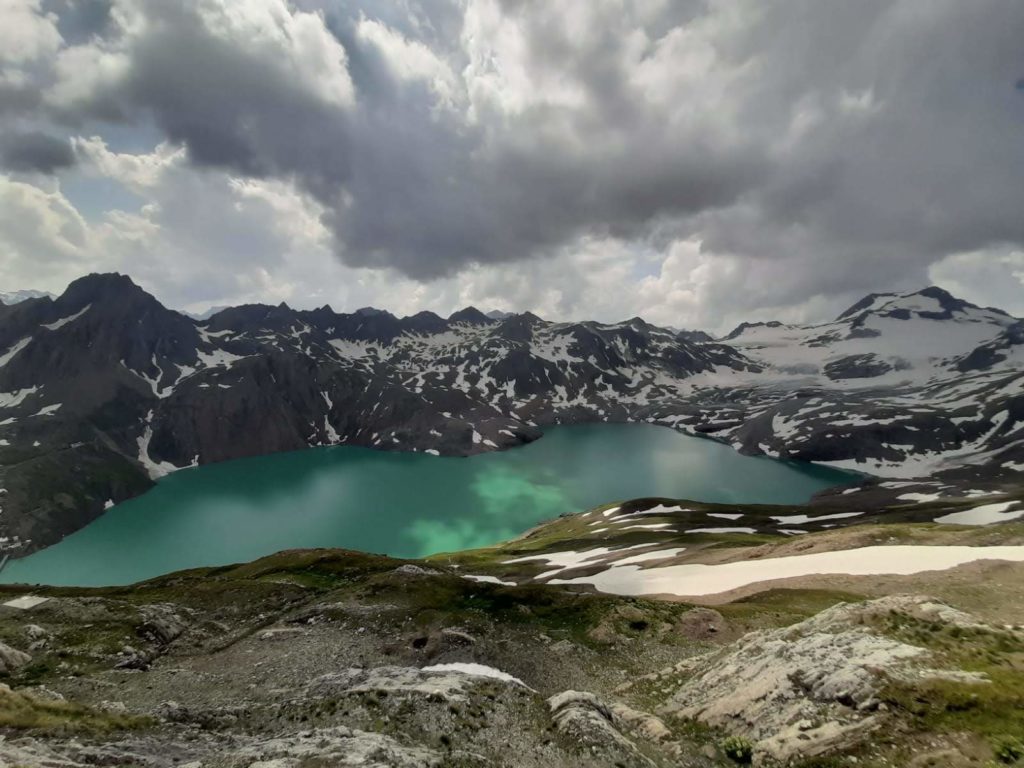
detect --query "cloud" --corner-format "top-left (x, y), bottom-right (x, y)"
top-left (1, 0), bottom-right (1023, 327)
top-left (355, 15), bottom-right (457, 103)
top-left (43, 0), bottom-right (114, 44)
top-left (41, 0), bottom-right (355, 193)
top-left (929, 247), bottom-right (1024, 317)
top-left (0, 0), bottom-right (63, 65)
top-left (72, 135), bottom-right (183, 188)
top-left (0, 174), bottom-right (98, 289)
top-left (0, 131), bottom-right (75, 173)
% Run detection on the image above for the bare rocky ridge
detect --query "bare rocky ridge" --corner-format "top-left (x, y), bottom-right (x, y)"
top-left (0, 274), bottom-right (1021, 553)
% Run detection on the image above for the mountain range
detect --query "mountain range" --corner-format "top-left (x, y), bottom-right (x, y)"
top-left (0, 290), bottom-right (55, 306)
top-left (0, 274), bottom-right (1021, 554)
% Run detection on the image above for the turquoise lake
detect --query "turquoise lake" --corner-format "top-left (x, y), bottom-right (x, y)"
top-left (0, 423), bottom-right (855, 587)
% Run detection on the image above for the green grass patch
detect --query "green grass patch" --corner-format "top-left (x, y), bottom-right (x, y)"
top-left (0, 686), bottom-right (151, 732)
top-left (717, 588), bottom-right (865, 629)
top-left (872, 612), bottom-right (1024, 754)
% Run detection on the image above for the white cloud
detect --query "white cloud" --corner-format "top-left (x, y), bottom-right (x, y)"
top-left (461, 0), bottom-right (589, 119)
top-left (46, 40), bottom-right (130, 113)
top-left (73, 136), bottom-right (185, 189)
top-left (357, 16), bottom-right (457, 105)
top-left (0, 0), bottom-right (62, 65)
top-left (929, 247), bottom-right (1024, 317)
top-left (0, 174), bottom-right (101, 290)
top-left (193, 0), bottom-right (355, 107)
top-left (2, 0), bottom-right (1023, 331)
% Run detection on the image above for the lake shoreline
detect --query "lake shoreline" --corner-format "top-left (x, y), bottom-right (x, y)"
top-left (1, 423), bottom-right (859, 588)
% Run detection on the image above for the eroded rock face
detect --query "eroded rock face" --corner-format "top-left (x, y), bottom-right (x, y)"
top-left (661, 596), bottom-right (995, 764)
top-left (807, 594), bottom-right (985, 631)
top-left (669, 629), bottom-right (916, 761)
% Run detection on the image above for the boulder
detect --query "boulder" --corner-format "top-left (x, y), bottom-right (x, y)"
top-left (0, 641), bottom-right (31, 674)
top-left (137, 606), bottom-right (187, 645)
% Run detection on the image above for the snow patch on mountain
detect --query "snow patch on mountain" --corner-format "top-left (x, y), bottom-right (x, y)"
top-left (41, 304), bottom-right (91, 331)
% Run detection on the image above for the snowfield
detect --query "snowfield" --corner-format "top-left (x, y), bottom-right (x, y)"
top-left (934, 501), bottom-right (1024, 526)
top-left (546, 545), bottom-right (1024, 597)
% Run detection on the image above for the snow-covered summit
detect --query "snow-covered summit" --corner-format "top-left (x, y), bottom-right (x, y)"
top-left (725, 287), bottom-right (1019, 385)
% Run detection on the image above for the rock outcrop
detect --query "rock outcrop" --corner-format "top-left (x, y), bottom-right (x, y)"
top-left (661, 596), bottom-right (998, 764)
top-left (0, 642), bottom-right (30, 674)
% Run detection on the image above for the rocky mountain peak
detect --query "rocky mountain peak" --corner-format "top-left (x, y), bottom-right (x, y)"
top-left (448, 306), bottom-right (493, 325)
top-left (836, 285), bottom-right (1013, 325)
top-left (185, 305), bottom-right (231, 321)
top-left (59, 272), bottom-right (148, 308)
top-left (354, 306), bottom-right (391, 318)
top-left (493, 313), bottom-right (538, 342)
top-left (403, 310), bottom-right (448, 334)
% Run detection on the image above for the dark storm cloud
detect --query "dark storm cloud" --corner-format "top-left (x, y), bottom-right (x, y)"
top-left (305, 0), bottom-right (1024, 287)
top-left (0, 84), bottom-right (43, 119)
top-left (6, 0), bottom-right (1024, 305)
top-left (0, 131), bottom-right (75, 173)
top-left (124, 10), bottom-right (350, 196)
top-left (691, 0), bottom-right (1024, 305)
top-left (11, 0), bottom-right (768, 278)
top-left (330, 116), bottom-right (769, 278)
top-left (46, 1), bottom-right (354, 199)
top-left (323, 0), bottom-right (768, 277)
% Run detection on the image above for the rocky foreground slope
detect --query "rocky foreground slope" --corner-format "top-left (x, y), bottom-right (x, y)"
top-left (0, 274), bottom-right (1021, 554)
top-left (0, 507), bottom-right (1023, 768)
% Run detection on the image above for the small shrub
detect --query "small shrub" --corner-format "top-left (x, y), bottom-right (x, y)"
top-left (720, 735), bottom-right (754, 764)
top-left (993, 735), bottom-right (1024, 764)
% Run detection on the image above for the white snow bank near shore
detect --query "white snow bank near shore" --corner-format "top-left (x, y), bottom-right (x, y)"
top-left (547, 545), bottom-right (1024, 597)
top-left (934, 501), bottom-right (1023, 526)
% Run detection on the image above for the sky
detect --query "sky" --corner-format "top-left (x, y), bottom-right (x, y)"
top-left (1, 0), bottom-right (1023, 333)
